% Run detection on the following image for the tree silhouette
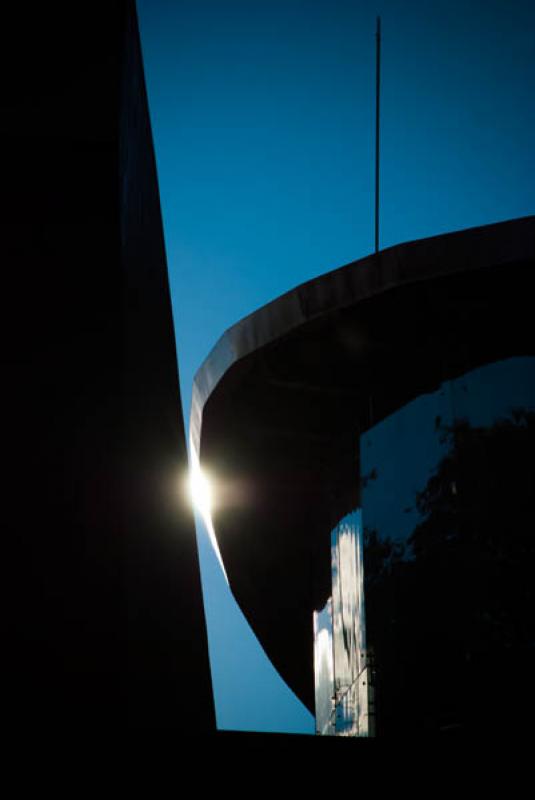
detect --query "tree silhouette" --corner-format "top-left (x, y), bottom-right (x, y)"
top-left (363, 410), bottom-right (535, 735)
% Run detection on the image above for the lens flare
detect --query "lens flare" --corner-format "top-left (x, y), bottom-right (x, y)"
top-left (188, 461), bottom-right (212, 523)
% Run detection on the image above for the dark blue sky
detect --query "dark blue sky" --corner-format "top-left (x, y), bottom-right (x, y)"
top-left (137, 0), bottom-right (535, 732)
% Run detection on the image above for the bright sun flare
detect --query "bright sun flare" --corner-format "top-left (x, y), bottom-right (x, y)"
top-left (189, 463), bottom-right (212, 522)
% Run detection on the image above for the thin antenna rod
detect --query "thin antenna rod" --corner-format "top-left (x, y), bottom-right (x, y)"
top-left (375, 16), bottom-right (381, 254)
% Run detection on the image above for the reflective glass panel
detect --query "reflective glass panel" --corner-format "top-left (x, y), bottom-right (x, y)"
top-left (314, 511), bottom-right (372, 736)
top-left (313, 598), bottom-right (334, 735)
top-left (361, 356), bottom-right (535, 735)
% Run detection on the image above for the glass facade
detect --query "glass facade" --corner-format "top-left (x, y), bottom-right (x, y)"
top-left (313, 598), bottom-right (334, 735)
top-left (314, 511), bottom-right (374, 736)
top-left (315, 356), bottom-right (535, 736)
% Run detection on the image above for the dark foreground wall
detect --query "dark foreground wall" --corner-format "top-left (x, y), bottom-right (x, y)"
top-left (2, 2), bottom-right (215, 731)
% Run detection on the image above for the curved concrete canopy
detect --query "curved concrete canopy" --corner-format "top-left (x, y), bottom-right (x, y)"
top-left (192, 216), bottom-right (535, 711)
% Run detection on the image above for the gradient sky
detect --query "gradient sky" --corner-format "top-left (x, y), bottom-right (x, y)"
top-left (136, 0), bottom-right (535, 732)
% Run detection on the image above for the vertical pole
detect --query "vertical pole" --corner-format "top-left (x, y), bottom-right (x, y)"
top-left (375, 16), bottom-right (381, 254)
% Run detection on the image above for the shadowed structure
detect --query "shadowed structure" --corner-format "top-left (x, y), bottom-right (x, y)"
top-left (193, 216), bottom-right (535, 722)
top-left (3, 2), bottom-right (215, 730)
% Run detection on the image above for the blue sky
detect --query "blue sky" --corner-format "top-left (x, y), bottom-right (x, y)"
top-left (136, 0), bottom-right (535, 732)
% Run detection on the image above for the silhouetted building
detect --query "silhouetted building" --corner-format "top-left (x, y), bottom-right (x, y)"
top-left (3, 2), bottom-right (215, 731)
top-left (192, 216), bottom-right (535, 736)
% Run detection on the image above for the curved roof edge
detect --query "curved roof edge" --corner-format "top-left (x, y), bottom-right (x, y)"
top-left (191, 216), bottom-right (535, 461)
